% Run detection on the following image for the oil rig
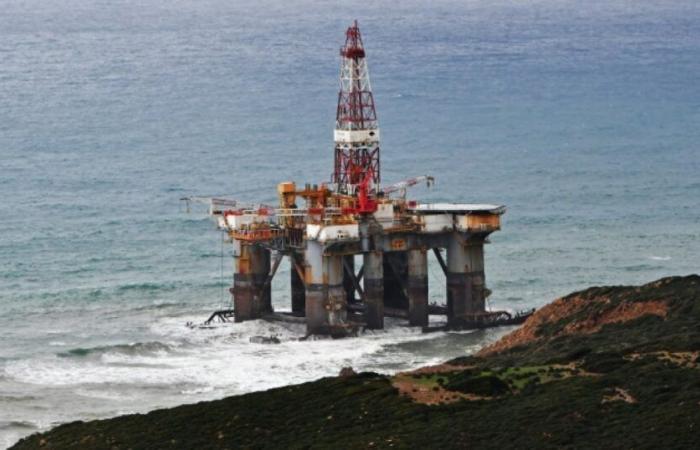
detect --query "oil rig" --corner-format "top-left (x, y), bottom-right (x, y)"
top-left (186, 22), bottom-right (522, 336)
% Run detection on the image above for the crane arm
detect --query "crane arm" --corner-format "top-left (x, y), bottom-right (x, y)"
top-left (380, 175), bottom-right (434, 198)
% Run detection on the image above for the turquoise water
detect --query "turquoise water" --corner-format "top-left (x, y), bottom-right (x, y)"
top-left (1, 0), bottom-right (699, 446)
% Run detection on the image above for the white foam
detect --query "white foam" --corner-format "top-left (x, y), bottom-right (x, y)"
top-left (5, 315), bottom-right (449, 395)
top-left (74, 388), bottom-right (139, 402)
top-left (649, 255), bottom-right (672, 261)
top-left (0, 311), bottom-right (497, 450)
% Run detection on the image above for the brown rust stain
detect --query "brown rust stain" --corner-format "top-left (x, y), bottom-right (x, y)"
top-left (466, 214), bottom-right (500, 231)
top-left (303, 265), bottom-right (314, 285)
top-left (238, 255), bottom-right (251, 274)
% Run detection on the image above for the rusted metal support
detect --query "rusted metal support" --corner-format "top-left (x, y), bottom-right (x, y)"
top-left (432, 247), bottom-right (448, 275)
top-left (446, 236), bottom-right (486, 325)
top-left (383, 252), bottom-right (408, 309)
top-left (203, 309), bottom-right (235, 325)
top-left (304, 241), bottom-right (347, 334)
top-left (407, 248), bottom-right (429, 327)
top-left (290, 253), bottom-right (306, 315)
top-left (343, 256), bottom-right (366, 300)
top-left (231, 242), bottom-right (272, 322)
top-left (256, 251), bottom-right (283, 302)
top-left (342, 255), bottom-right (356, 303)
top-left (363, 250), bottom-right (384, 329)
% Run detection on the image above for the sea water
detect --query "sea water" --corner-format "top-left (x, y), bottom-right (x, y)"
top-left (1, 0), bottom-right (699, 447)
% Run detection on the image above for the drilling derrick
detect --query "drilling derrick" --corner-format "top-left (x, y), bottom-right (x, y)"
top-left (333, 21), bottom-right (380, 193)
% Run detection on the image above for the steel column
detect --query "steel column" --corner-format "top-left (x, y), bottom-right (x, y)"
top-left (407, 248), bottom-right (429, 327)
top-left (304, 241), bottom-right (347, 335)
top-left (446, 236), bottom-right (486, 325)
top-left (232, 242), bottom-right (272, 322)
top-left (290, 253), bottom-right (306, 315)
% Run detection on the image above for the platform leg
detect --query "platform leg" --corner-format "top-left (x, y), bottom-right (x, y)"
top-left (290, 253), bottom-right (305, 315)
top-left (304, 241), bottom-right (346, 335)
top-left (364, 251), bottom-right (384, 329)
top-left (407, 249), bottom-right (429, 327)
top-left (232, 242), bottom-right (271, 322)
top-left (446, 236), bottom-right (486, 325)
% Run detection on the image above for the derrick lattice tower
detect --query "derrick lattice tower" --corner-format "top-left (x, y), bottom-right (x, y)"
top-left (332, 21), bottom-right (380, 193)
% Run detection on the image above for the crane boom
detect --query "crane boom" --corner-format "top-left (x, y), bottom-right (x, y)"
top-left (380, 175), bottom-right (434, 198)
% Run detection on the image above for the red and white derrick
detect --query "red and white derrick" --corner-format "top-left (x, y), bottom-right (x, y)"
top-left (332, 20), bottom-right (381, 193)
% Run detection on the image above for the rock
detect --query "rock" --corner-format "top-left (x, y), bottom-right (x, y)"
top-left (338, 366), bottom-right (356, 377)
top-left (249, 336), bottom-right (281, 344)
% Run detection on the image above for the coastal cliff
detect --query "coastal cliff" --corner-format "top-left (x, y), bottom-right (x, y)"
top-left (13, 275), bottom-right (700, 449)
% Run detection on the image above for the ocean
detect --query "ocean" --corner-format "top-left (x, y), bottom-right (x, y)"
top-left (1, 0), bottom-right (699, 447)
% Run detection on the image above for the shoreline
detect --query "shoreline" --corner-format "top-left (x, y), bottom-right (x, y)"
top-left (12, 275), bottom-right (700, 449)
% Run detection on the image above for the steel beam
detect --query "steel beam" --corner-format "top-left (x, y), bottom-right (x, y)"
top-left (432, 247), bottom-right (448, 275)
top-left (342, 255), bottom-right (356, 303)
top-left (363, 250), bottom-right (384, 329)
top-left (343, 257), bottom-right (365, 300)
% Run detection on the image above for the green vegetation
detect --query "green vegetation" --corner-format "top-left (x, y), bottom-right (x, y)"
top-left (443, 373), bottom-right (510, 396)
top-left (407, 365), bottom-right (577, 396)
top-left (12, 275), bottom-right (700, 449)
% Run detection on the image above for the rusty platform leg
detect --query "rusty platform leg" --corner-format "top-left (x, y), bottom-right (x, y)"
top-left (304, 241), bottom-right (347, 335)
top-left (290, 253), bottom-right (305, 316)
top-left (383, 252), bottom-right (408, 310)
top-left (407, 248), bottom-right (429, 327)
top-left (446, 237), bottom-right (486, 325)
top-left (232, 242), bottom-right (272, 322)
top-left (364, 250), bottom-right (384, 329)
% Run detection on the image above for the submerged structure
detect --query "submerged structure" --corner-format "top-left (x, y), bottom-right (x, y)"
top-left (187, 22), bottom-right (513, 336)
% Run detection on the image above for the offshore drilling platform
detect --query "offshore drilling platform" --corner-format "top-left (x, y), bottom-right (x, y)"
top-left (186, 22), bottom-right (525, 336)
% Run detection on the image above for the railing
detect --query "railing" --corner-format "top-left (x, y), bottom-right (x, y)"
top-left (229, 228), bottom-right (283, 242)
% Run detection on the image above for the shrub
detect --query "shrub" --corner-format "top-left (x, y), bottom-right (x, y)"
top-left (446, 376), bottom-right (510, 397)
top-left (581, 352), bottom-right (627, 373)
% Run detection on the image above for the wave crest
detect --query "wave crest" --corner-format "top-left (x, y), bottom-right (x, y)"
top-left (59, 341), bottom-right (173, 358)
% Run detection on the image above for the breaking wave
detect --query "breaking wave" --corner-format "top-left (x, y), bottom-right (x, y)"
top-left (0, 421), bottom-right (36, 431)
top-left (58, 341), bottom-right (174, 359)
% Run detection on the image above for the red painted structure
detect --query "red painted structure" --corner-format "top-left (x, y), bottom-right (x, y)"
top-left (332, 21), bottom-right (381, 190)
